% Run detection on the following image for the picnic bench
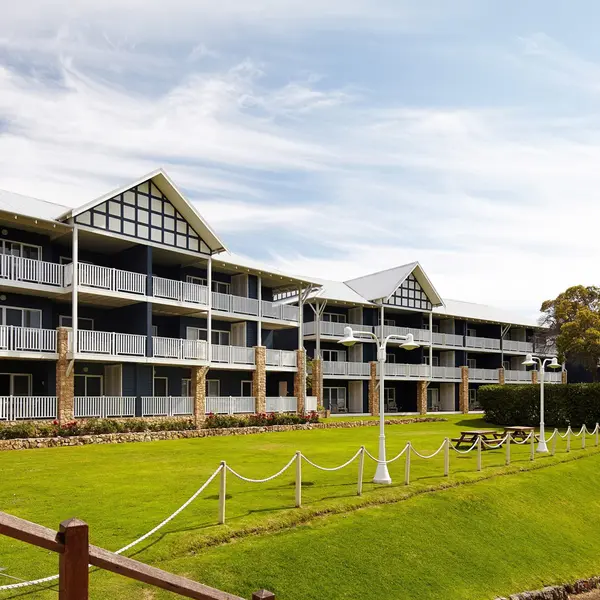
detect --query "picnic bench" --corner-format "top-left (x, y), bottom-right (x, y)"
top-left (451, 430), bottom-right (503, 449)
top-left (503, 426), bottom-right (537, 442)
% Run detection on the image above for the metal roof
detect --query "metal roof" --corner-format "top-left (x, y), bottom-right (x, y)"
top-left (0, 189), bottom-right (70, 222)
top-left (435, 299), bottom-right (541, 328)
top-left (344, 261), bottom-right (444, 306)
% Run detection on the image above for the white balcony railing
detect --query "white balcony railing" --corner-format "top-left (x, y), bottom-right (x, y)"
top-left (384, 363), bottom-right (430, 378)
top-left (212, 292), bottom-right (259, 316)
top-left (469, 368), bottom-right (500, 382)
top-left (153, 337), bottom-right (208, 361)
top-left (431, 366), bottom-right (462, 380)
top-left (465, 336), bottom-right (501, 351)
top-left (545, 371), bottom-right (562, 383)
top-left (141, 396), bottom-right (193, 417)
top-left (266, 349), bottom-right (297, 368)
top-left (211, 345), bottom-right (255, 365)
top-left (266, 397), bottom-right (298, 413)
top-left (152, 276), bottom-right (209, 306)
top-left (0, 255), bottom-right (64, 287)
top-left (0, 326), bottom-right (57, 353)
top-left (503, 340), bottom-right (534, 353)
top-left (505, 370), bottom-right (532, 382)
top-left (432, 332), bottom-right (465, 347)
top-left (304, 321), bottom-right (373, 338)
top-left (261, 301), bottom-right (300, 322)
top-left (74, 396), bottom-right (136, 418)
top-left (0, 396), bottom-right (57, 420)
top-left (322, 361), bottom-right (370, 376)
top-left (206, 396), bottom-right (256, 414)
top-left (77, 331), bottom-right (146, 357)
top-left (375, 326), bottom-right (431, 344)
top-left (76, 263), bottom-right (146, 295)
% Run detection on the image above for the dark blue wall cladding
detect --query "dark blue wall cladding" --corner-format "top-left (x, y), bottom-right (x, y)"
top-left (466, 321), bottom-right (501, 338)
top-left (266, 372), bottom-right (294, 396)
top-left (261, 285), bottom-right (274, 302)
top-left (246, 321), bottom-right (258, 347)
top-left (455, 350), bottom-right (467, 367)
top-left (107, 303), bottom-right (148, 335)
top-left (363, 343), bottom-right (377, 362)
top-left (272, 328), bottom-right (298, 351)
top-left (75, 362), bottom-right (105, 376)
top-left (382, 310), bottom-right (425, 328)
top-left (182, 266), bottom-right (207, 280)
top-left (262, 328), bottom-right (274, 349)
top-left (386, 347), bottom-right (421, 365)
top-left (207, 369), bottom-right (253, 396)
top-left (114, 245), bottom-right (150, 274)
top-left (362, 380), bottom-right (369, 412)
top-left (362, 308), bottom-right (377, 326)
top-left (153, 365), bottom-right (190, 396)
top-left (455, 320), bottom-right (467, 336)
top-left (248, 275), bottom-right (258, 300)
top-left (0, 228), bottom-right (59, 262)
top-left (323, 305), bottom-right (348, 317)
top-left (304, 340), bottom-right (316, 358)
top-left (468, 352), bottom-right (501, 369)
top-left (0, 359), bottom-right (56, 394)
top-left (454, 384), bottom-right (460, 411)
top-left (0, 293), bottom-right (56, 328)
top-left (387, 380), bottom-right (417, 412)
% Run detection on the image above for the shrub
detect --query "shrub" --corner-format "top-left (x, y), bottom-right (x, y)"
top-left (204, 411), bottom-right (319, 429)
top-left (479, 383), bottom-right (600, 428)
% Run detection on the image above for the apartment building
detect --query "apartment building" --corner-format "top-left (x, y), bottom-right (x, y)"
top-left (0, 170), bottom-right (316, 421)
top-left (297, 263), bottom-right (562, 415)
top-left (0, 169), bottom-right (560, 422)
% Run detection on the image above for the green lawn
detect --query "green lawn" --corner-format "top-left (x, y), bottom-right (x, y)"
top-left (0, 414), bottom-right (597, 599)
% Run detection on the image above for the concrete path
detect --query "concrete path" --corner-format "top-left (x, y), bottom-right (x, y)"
top-left (573, 592), bottom-right (600, 599)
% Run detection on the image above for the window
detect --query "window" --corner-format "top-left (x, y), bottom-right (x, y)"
top-left (0, 306), bottom-right (42, 328)
top-left (503, 361), bottom-right (510, 371)
top-left (469, 388), bottom-right (480, 410)
top-left (384, 388), bottom-right (397, 411)
top-left (0, 373), bottom-right (32, 396)
top-left (186, 326), bottom-right (229, 345)
top-left (323, 313), bottom-right (347, 324)
top-left (467, 328), bottom-right (477, 337)
top-left (186, 275), bottom-right (207, 287)
top-left (386, 353), bottom-right (396, 363)
top-left (182, 378), bottom-right (191, 397)
top-left (424, 355), bottom-right (440, 366)
top-left (384, 319), bottom-right (395, 327)
top-left (153, 377), bottom-right (168, 396)
top-left (212, 281), bottom-right (230, 295)
top-left (75, 374), bottom-right (103, 396)
top-left (427, 388), bottom-right (440, 412)
top-left (59, 316), bottom-right (94, 330)
top-left (0, 239), bottom-right (41, 260)
top-left (467, 358), bottom-right (477, 369)
top-left (152, 325), bottom-right (158, 336)
top-left (206, 380), bottom-right (220, 397)
top-left (423, 323), bottom-right (439, 333)
top-left (212, 330), bottom-right (230, 345)
top-left (322, 349), bottom-right (346, 362)
top-left (324, 387), bottom-right (347, 413)
top-left (385, 273), bottom-right (432, 311)
top-left (241, 380), bottom-right (253, 397)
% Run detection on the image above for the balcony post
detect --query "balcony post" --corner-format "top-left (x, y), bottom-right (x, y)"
top-left (562, 369), bottom-right (567, 384)
top-left (311, 356), bottom-right (323, 409)
top-left (498, 367), bottom-right (505, 385)
top-left (368, 361), bottom-right (378, 416)
top-left (191, 365), bottom-right (209, 428)
top-left (531, 369), bottom-right (538, 385)
top-left (459, 366), bottom-right (469, 413)
top-left (56, 327), bottom-right (75, 424)
top-left (294, 348), bottom-right (306, 414)
top-left (253, 346), bottom-right (266, 413)
top-left (416, 380), bottom-right (428, 415)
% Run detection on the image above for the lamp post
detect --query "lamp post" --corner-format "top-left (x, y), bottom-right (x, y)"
top-left (339, 326), bottom-right (419, 484)
top-left (521, 353), bottom-right (561, 453)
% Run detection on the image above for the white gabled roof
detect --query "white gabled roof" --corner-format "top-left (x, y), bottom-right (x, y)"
top-left (344, 261), bottom-right (444, 306)
top-left (0, 189), bottom-right (70, 222)
top-left (58, 169), bottom-right (228, 254)
top-left (435, 299), bottom-right (541, 328)
top-left (308, 278), bottom-right (377, 306)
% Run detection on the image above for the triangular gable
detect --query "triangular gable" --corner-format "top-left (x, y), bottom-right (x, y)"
top-left (60, 169), bottom-right (227, 255)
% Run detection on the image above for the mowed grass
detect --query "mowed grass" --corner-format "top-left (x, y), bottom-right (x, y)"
top-left (0, 415), bottom-right (597, 599)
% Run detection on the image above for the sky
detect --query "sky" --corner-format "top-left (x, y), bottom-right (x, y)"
top-left (1, 1), bottom-right (599, 317)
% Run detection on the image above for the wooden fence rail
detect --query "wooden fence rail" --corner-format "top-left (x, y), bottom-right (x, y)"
top-left (0, 511), bottom-right (275, 600)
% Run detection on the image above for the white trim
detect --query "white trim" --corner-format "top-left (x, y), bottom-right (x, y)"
top-left (0, 372), bottom-right (32, 396)
top-left (75, 373), bottom-right (103, 396)
top-left (0, 238), bottom-right (42, 261)
top-left (153, 376), bottom-right (169, 396)
top-left (59, 315), bottom-right (94, 331)
top-left (241, 380), bottom-right (253, 397)
top-left (206, 379), bottom-right (220, 397)
top-left (0, 305), bottom-right (42, 328)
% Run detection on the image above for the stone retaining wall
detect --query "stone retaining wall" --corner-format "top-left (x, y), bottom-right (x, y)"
top-left (0, 417), bottom-right (445, 451)
top-left (496, 576), bottom-right (600, 599)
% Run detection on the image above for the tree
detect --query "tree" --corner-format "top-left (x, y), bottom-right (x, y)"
top-left (540, 285), bottom-right (600, 380)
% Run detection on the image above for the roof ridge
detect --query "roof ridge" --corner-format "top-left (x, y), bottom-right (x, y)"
top-left (343, 261), bottom-right (418, 284)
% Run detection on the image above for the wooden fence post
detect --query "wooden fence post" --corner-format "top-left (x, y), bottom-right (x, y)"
top-left (253, 591), bottom-right (276, 600)
top-left (505, 432), bottom-right (511, 466)
top-left (444, 438), bottom-right (449, 477)
top-left (476, 436), bottom-right (482, 472)
top-left (219, 461), bottom-right (226, 525)
top-left (295, 451), bottom-right (302, 508)
top-left (357, 446), bottom-right (365, 496)
top-left (404, 443), bottom-right (411, 485)
top-left (58, 518), bottom-right (89, 600)
top-left (551, 429), bottom-right (558, 456)
top-left (530, 431), bottom-right (535, 461)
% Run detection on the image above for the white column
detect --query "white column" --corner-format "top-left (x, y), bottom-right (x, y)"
top-left (71, 224), bottom-right (78, 355)
top-left (429, 311), bottom-right (433, 379)
top-left (257, 275), bottom-right (262, 346)
top-left (207, 255), bottom-right (212, 360)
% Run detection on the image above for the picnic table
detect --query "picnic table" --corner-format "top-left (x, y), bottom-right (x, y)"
top-left (503, 426), bottom-right (536, 442)
top-left (451, 430), bottom-right (503, 449)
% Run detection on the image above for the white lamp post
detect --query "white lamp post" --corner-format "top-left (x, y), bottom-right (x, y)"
top-left (339, 325), bottom-right (419, 484)
top-left (521, 353), bottom-right (561, 453)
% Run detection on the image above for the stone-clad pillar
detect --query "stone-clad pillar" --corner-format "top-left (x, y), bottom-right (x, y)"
top-left (531, 369), bottom-right (538, 385)
top-left (253, 346), bottom-right (266, 413)
top-left (416, 380), bottom-right (428, 415)
top-left (56, 327), bottom-right (74, 423)
top-left (294, 348), bottom-right (306, 414)
top-left (368, 361), bottom-right (378, 416)
top-left (562, 370), bottom-right (568, 384)
top-left (311, 357), bottom-right (323, 408)
top-left (191, 365), bottom-right (209, 428)
top-left (459, 366), bottom-right (469, 414)
top-left (498, 367), bottom-right (505, 385)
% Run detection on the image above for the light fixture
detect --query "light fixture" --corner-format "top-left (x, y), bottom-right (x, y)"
top-left (522, 353), bottom-right (536, 367)
top-left (400, 333), bottom-right (419, 351)
top-left (548, 357), bottom-right (561, 370)
top-left (338, 326), bottom-right (358, 347)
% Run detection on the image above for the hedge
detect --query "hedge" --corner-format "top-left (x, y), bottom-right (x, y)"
top-left (479, 383), bottom-right (600, 427)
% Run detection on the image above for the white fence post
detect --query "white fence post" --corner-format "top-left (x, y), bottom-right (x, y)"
top-left (530, 432), bottom-right (535, 461)
top-left (219, 461), bottom-right (226, 525)
top-left (295, 451), bottom-right (302, 508)
top-left (551, 429), bottom-right (558, 456)
top-left (476, 436), bottom-right (482, 472)
top-left (405, 443), bottom-right (411, 485)
top-left (357, 446), bottom-right (365, 495)
top-left (444, 438), bottom-right (450, 477)
top-left (505, 432), bottom-right (511, 466)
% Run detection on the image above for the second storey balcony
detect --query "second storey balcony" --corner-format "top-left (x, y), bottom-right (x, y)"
top-left (0, 325), bottom-right (58, 358)
top-left (0, 255), bottom-right (65, 292)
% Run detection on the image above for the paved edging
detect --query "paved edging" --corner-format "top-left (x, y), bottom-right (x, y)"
top-left (495, 576), bottom-right (600, 599)
top-left (0, 417), bottom-right (446, 451)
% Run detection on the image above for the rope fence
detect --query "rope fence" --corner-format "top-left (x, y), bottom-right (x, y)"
top-left (2, 423), bottom-right (599, 592)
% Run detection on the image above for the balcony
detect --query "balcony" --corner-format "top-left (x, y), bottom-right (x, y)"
top-left (141, 396), bottom-right (193, 417)
top-left (304, 321), bottom-right (372, 338)
top-left (153, 276), bottom-right (208, 306)
top-left (0, 255), bottom-right (64, 288)
top-left (432, 332), bottom-right (464, 348)
top-left (206, 396), bottom-right (255, 414)
top-left (153, 337), bottom-right (208, 361)
top-left (71, 263), bottom-right (147, 296)
top-left (384, 363), bottom-right (430, 378)
top-left (266, 349), bottom-right (297, 368)
top-left (375, 326), bottom-right (431, 344)
top-left (0, 396), bottom-right (57, 420)
top-left (545, 371), bottom-right (562, 383)
top-left (76, 330), bottom-right (146, 357)
top-left (266, 396), bottom-right (298, 412)
top-left (212, 292), bottom-right (259, 316)
top-left (211, 345), bottom-right (255, 366)
top-left (261, 301), bottom-right (299, 323)
top-left (431, 366), bottom-right (462, 380)
top-left (322, 361), bottom-right (370, 377)
top-left (0, 326), bottom-right (57, 355)
top-left (74, 396), bottom-right (136, 418)
top-left (469, 368), bottom-right (500, 382)
top-left (464, 336), bottom-right (501, 351)
top-left (505, 370), bottom-right (532, 383)
top-left (503, 340), bottom-right (533, 353)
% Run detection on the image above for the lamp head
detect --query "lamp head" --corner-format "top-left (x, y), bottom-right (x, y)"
top-left (338, 326), bottom-right (358, 347)
top-left (400, 333), bottom-right (420, 351)
top-left (522, 353), bottom-right (536, 367)
top-left (548, 357), bottom-right (561, 370)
